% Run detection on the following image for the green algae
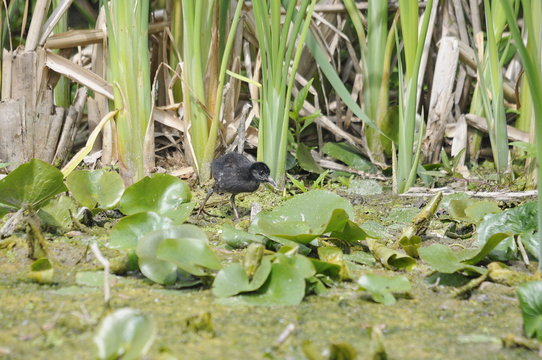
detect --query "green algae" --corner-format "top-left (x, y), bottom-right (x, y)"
top-left (0, 187), bottom-right (540, 359)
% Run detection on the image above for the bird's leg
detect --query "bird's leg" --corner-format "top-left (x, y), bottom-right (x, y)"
top-left (230, 194), bottom-right (240, 220)
top-left (196, 188), bottom-right (215, 217)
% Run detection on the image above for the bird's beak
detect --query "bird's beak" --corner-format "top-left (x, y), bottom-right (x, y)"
top-left (267, 177), bottom-right (278, 189)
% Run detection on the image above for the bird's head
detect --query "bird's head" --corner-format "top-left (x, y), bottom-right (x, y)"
top-left (250, 162), bottom-right (277, 188)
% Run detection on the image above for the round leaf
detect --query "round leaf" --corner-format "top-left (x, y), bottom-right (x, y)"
top-left (475, 202), bottom-right (537, 261)
top-left (212, 263), bottom-right (251, 297)
top-left (225, 262), bottom-right (307, 306)
top-left (137, 225), bottom-right (220, 283)
top-left (38, 195), bottom-right (77, 231)
top-left (212, 258), bottom-right (272, 298)
top-left (517, 281), bottom-right (542, 341)
top-left (250, 190), bottom-right (354, 244)
top-left (109, 211), bottom-right (174, 250)
top-left (66, 169), bottom-right (124, 209)
top-left (155, 228), bottom-right (221, 275)
top-left (94, 308), bottom-right (155, 360)
top-left (119, 174), bottom-right (191, 216)
top-left (0, 159), bottom-right (67, 217)
top-left (358, 273), bottom-right (411, 305)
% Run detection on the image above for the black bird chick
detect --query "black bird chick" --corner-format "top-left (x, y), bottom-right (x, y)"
top-left (197, 152), bottom-right (277, 219)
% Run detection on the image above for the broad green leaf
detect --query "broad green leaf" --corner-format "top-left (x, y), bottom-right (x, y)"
top-left (137, 225), bottom-right (220, 283)
top-left (156, 236), bottom-right (221, 276)
top-left (398, 234), bottom-right (421, 258)
top-left (138, 257), bottom-right (178, 285)
top-left (448, 199), bottom-right (501, 224)
top-left (460, 233), bottom-right (510, 265)
top-left (222, 224), bottom-right (267, 249)
top-left (358, 273), bottom-right (411, 305)
top-left (66, 169), bottom-right (125, 209)
top-left (119, 174), bottom-right (191, 216)
top-left (517, 281), bottom-right (542, 341)
top-left (418, 244), bottom-right (486, 275)
top-left (224, 262), bottom-right (307, 306)
top-left (292, 79), bottom-right (313, 114)
top-left (275, 250), bottom-right (316, 279)
top-left (521, 233), bottom-right (540, 261)
top-left (94, 308), bottom-right (155, 360)
top-left (322, 142), bottom-right (376, 172)
top-left (296, 143), bottom-right (324, 174)
top-left (475, 202), bottom-right (537, 261)
top-left (109, 211), bottom-right (174, 250)
top-left (212, 258), bottom-right (272, 297)
top-left (0, 159), bottom-right (67, 217)
top-left (162, 202), bottom-right (196, 224)
top-left (250, 190), bottom-right (356, 244)
top-left (217, 251), bottom-right (316, 306)
top-left (331, 220), bottom-right (368, 243)
top-left (38, 195), bottom-right (77, 231)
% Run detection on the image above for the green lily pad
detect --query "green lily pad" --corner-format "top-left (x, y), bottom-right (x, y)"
top-left (250, 190), bottom-right (359, 244)
top-left (162, 202), bottom-right (196, 224)
top-left (475, 202), bottom-right (537, 261)
top-left (517, 281), bottom-right (542, 341)
top-left (460, 233), bottom-right (510, 265)
top-left (94, 308), bottom-right (155, 360)
top-left (398, 234), bottom-right (421, 258)
top-left (137, 225), bottom-right (220, 284)
top-left (109, 211), bottom-right (174, 250)
top-left (217, 250), bottom-right (316, 306)
top-left (222, 262), bottom-right (308, 306)
top-left (38, 195), bottom-right (77, 231)
top-left (418, 244), bottom-right (486, 275)
top-left (331, 220), bottom-right (368, 243)
top-left (0, 159), bottom-right (67, 217)
top-left (212, 258), bottom-right (272, 297)
top-left (448, 199), bottom-right (501, 224)
top-left (66, 169), bottom-right (125, 209)
top-left (119, 174), bottom-right (191, 216)
top-left (520, 233), bottom-right (540, 261)
top-left (358, 273), bottom-right (411, 305)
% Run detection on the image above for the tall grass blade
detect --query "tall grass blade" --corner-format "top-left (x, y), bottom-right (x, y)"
top-left (499, 0), bottom-right (542, 269)
top-left (104, 0), bottom-right (152, 185)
